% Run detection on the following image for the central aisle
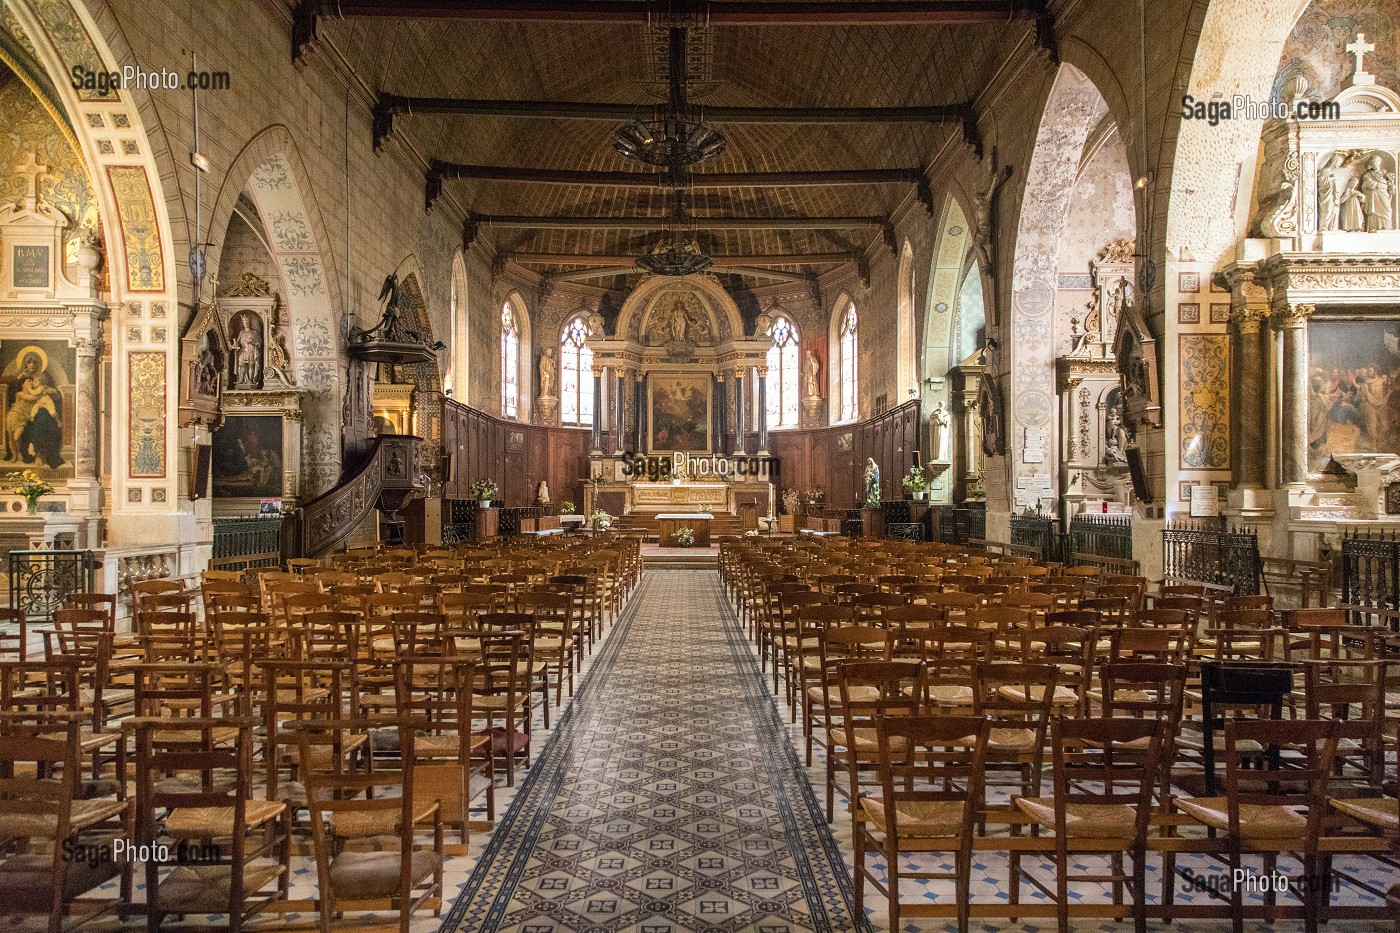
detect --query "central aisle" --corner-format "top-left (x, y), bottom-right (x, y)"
top-left (443, 570), bottom-right (868, 933)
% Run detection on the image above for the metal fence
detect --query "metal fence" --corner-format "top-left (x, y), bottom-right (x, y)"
top-left (211, 517), bottom-right (285, 573)
top-left (936, 505), bottom-right (986, 545)
top-left (1161, 520), bottom-right (1260, 596)
top-left (1068, 513), bottom-right (1137, 573)
top-left (8, 549), bottom-right (99, 621)
top-left (500, 506), bottom-right (543, 536)
top-left (1010, 514), bottom-right (1058, 562)
top-left (1339, 530), bottom-right (1400, 627)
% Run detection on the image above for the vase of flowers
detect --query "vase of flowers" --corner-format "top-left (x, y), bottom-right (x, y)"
top-left (900, 464), bottom-right (930, 500)
top-left (674, 526), bottom-right (694, 547)
top-left (590, 509), bottom-right (612, 532)
top-left (561, 500), bottom-right (575, 515)
top-left (11, 470), bottom-right (54, 514)
top-left (471, 478), bottom-right (499, 507)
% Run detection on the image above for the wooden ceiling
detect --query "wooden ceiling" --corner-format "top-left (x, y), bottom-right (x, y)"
top-left (295, 1), bottom-right (1051, 286)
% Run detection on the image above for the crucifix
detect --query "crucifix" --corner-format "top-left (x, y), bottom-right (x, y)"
top-left (1347, 32), bottom-right (1375, 79)
top-left (14, 151), bottom-right (48, 207)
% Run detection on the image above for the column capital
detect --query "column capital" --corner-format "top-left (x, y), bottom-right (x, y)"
top-left (1229, 307), bottom-right (1270, 335)
top-left (1272, 303), bottom-right (1314, 329)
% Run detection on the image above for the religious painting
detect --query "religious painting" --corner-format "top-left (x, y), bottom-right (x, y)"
top-left (227, 310), bottom-right (265, 390)
top-left (212, 415), bottom-right (284, 499)
top-left (0, 340), bottom-right (74, 478)
top-left (1306, 317), bottom-right (1400, 471)
top-left (128, 351), bottom-right (166, 477)
top-left (1179, 334), bottom-right (1230, 469)
top-left (648, 372), bottom-right (711, 453)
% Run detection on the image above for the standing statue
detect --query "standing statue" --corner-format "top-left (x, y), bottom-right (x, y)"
top-left (537, 480), bottom-right (550, 505)
top-left (971, 165), bottom-right (1012, 270)
top-left (1318, 155), bottom-right (1339, 232)
top-left (930, 402), bottom-right (950, 462)
top-left (538, 347), bottom-right (557, 398)
top-left (863, 457), bottom-right (881, 506)
top-left (230, 310), bottom-right (264, 389)
top-left (1361, 155), bottom-right (1394, 231)
top-left (1341, 180), bottom-right (1366, 232)
top-left (668, 299), bottom-right (689, 344)
top-left (803, 350), bottom-right (821, 398)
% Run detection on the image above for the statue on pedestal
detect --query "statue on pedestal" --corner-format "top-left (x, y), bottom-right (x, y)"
top-left (864, 457), bottom-right (881, 506)
top-left (539, 347), bottom-right (557, 398)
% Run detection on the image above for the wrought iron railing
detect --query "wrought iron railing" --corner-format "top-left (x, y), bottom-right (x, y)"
top-left (934, 505), bottom-right (986, 545)
top-left (1340, 530), bottom-right (1400, 628)
top-left (211, 517), bottom-right (284, 573)
top-left (1010, 514), bottom-right (1058, 563)
top-left (8, 549), bottom-right (99, 621)
top-left (1162, 520), bottom-right (1260, 596)
top-left (1068, 512), bottom-right (1137, 573)
top-left (499, 506), bottom-right (542, 536)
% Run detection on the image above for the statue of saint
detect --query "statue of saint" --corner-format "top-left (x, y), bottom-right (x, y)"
top-left (230, 310), bottom-right (263, 389)
top-left (803, 351), bottom-right (821, 399)
top-left (1341, 179), bottom-right (1366, 232)
top-left (863, 457), bottom-right (881, 506)
top-left (930, 402), bottom-right (950, 462)
top-left (538, 347), bottom-right (557, 398)
top-left (1361, 155), bottom-right (1394, 231)
top-left (668, 299), bottom-right (689, 344)
top-left (1318, 155), bottom-right (1339, 232)
top-left (537, 480), bottom-right (550, 504)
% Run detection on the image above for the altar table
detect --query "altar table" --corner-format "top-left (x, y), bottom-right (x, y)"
top-left (656, 513), bottom-right (712, 547)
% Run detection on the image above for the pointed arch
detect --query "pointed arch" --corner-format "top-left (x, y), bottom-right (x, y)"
top-left (897, 239), bottom-right (916, 398)
top-left (829, 293), bottom-right (859, 424)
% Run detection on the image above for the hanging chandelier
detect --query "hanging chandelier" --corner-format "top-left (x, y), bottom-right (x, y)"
top-left (613, 25), bottom-right (725, 172)
top-left (636, 234), bottom-right (712, 276)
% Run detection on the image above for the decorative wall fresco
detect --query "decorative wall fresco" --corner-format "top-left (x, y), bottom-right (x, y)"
top-left (128, 351), bottom-right (165, 477)
top-left (0, 75), bottom-right (94, 234)
top-left (0, 340), bottom-right (74, 477)
top-left (1179, 334), bottom-right (1231, 469)
top-left (106, 166), bottom-right (164, 292)
top-left (1307, 317), bottom-right (1400, 470)
top-left (1274, 1), bottom-right (1398, 104)
top-left (29, 0), bottom-right (114, 102)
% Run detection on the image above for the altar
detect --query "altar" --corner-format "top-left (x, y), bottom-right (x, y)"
top-left (631, 481), bottom-right (729, 514)
top-left (657, 513), bottom-right (711, 547)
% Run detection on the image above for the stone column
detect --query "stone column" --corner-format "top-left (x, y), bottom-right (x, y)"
top-left (1276, 303), bottom-right (1314, 485)
top-left (1231, 304), bottom-right (1270, 492)
top-left (715, 374), bottom-right (728, 455)
top-left (590, 367), bottom-right (603, 454)
top-left (614, 368), bottom-right (626, 455)
top-left (634, 372), bottom-right (645, 453)
top-left (74, 336), bottom-right (102, 478)
top-left (733, 367), bottom-right (746, 456)
top-left (756, 368), bottom-right (769, 455)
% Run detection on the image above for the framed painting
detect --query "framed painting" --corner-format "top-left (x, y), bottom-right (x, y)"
top-left (648, 371), bottom-right (711, 453)
top-left (0, 340), bottom-right (76, 479)
top-left (212, 415), bottom-right (284, 499)
top-left (1307, 315), bottom-right (1400, 472)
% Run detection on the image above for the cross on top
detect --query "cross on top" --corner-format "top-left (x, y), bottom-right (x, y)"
top-left (14, 151), bottom-right (48, 205)
top-left (1347, 32), bottom-right (1375, 78)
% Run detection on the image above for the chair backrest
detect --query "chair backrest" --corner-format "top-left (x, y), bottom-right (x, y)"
top-left (836, 659), bottom-right (926, 720)
top-left (1049, 717), bottom-right (1164, 834)
top-left (870, 714), bottom-right (989, 838)
top-left (1221, 719), bottom-right (1340, 835)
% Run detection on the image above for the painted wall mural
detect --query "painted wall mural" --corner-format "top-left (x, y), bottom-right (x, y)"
top-left (128, 351), bottom-right (165, 478)
top-left (106, 166), bottom-right (164, 292)
top-left (1307, 317), bottom-right (1400, 470)
top-left (0, 340), bottom-right (74, 477)
top-left (29, 0), bottom-right (114, 103)
top-left (0, 75), bottom-right (95, 236)
top-left (1179, 334), bottom-right (1231, 469)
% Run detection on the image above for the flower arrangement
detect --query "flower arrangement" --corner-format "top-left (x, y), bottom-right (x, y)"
top-left (471, 478), bottom-right (499, 503)
top-left (801, 487), bottom-right (825, 516)
top-left (674, 526), bottom-right (695, 547)
top-left (901, 464), bottom-right (930, 499)
top-left (590, 509), bottom-right (612, 531)
top-left (560, 500), bottom-right (576, 515)
top-left (11, 470), bottom-right (54, 512)
top-left (781, 488), bottom-right (800, 515)
top-left (967, 473), bottom-right (986, 501)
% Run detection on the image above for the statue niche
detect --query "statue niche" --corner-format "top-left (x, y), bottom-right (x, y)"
top-left (644, 295), bottom-right (713, 352)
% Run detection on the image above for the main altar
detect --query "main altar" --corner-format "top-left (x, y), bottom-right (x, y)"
top-left (571, 276), bottom-right (778, 519)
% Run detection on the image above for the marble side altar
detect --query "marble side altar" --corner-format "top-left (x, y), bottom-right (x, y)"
top-left (630, 482), bottom-right (730, 513)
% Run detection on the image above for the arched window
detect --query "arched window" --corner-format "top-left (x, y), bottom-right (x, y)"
top-left (501, 302), bottom-right (520, 419)
top-left (838, 302), bottom-right (858, 422)
top-left (765, 314), bottom-right (800, 429)
top-left (448, 253), bottom-right (468, 404)
top-left (560, 316), bottom-right (594, 426)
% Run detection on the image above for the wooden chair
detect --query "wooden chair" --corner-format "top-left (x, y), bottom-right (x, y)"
top-left (972, 662), bottom-right (1058, 796)
top-left (831, 659), bottom-right (926, 824)
top-left (851, 714), bottom-right (989, 933)
top-left (132, 716), bottom-right (290, 932)
top-left (1013, 717), bottom-right (1165, 933)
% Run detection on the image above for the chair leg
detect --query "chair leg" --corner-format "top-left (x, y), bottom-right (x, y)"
top-left (956, 840), bottom-right (974, 933)
top-left (1228, 845), bottom-right (1244, 933)
top-left (1132, 847), bottom-right (1148, 933)
top-left (1055, 839), bottom-right (1069, 933)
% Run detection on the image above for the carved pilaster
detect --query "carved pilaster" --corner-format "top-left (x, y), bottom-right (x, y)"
top-left (1276, 303), bottom-right (1314, 485)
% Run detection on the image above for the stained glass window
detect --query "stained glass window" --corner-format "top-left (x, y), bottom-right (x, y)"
top-left (765, 315), bottom-right (799, 429)
top-left (839, 302), bottom-right (858, 422)
top-left (501, 303), bottom-right (519, 418)
top-left (560, 316), bottom-right (594, 426)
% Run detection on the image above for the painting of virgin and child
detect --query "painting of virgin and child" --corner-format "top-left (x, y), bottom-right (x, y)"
top-left (0, 342), bottom-right (74, 476)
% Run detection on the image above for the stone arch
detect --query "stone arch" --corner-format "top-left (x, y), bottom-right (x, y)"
top-left (1008, 63), bottom-right (1135, 506)
top-left (206, 130), bottom-right (343, 497)
top-left (613, 274), bottom-right (745, 344)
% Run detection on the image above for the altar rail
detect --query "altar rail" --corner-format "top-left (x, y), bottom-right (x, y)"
top-left (1068, 512), bottom-right (1137, 573)
top-left (1340, 530), bottom-right (1400, 628)
top-left (8, 549), bottom-right (99, 621)
top-left (211, 517), bottom-right (285, 573)
top-left (1161, 520), bottom-right (1259, 596)
top-left (1009, 514), bottom-right (1057, 562)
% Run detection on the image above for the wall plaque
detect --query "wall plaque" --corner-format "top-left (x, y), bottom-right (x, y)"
top-left (12, 244), bottom-right (49, 288)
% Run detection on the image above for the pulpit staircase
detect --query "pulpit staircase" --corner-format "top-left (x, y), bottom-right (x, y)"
top-left (285, 434), bottom-right (423, 558)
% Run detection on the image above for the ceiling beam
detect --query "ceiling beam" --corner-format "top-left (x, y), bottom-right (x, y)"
top-left (373, 93), bottom-right (972, 149)
top-left (543, 265), bottom-right (816, 286)
top-left (471, 213), bottom-right (887, 231)
top-left (427, 161), bottom-right (924, 210)
top-left (508, 252), bottom-right (853, 266)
